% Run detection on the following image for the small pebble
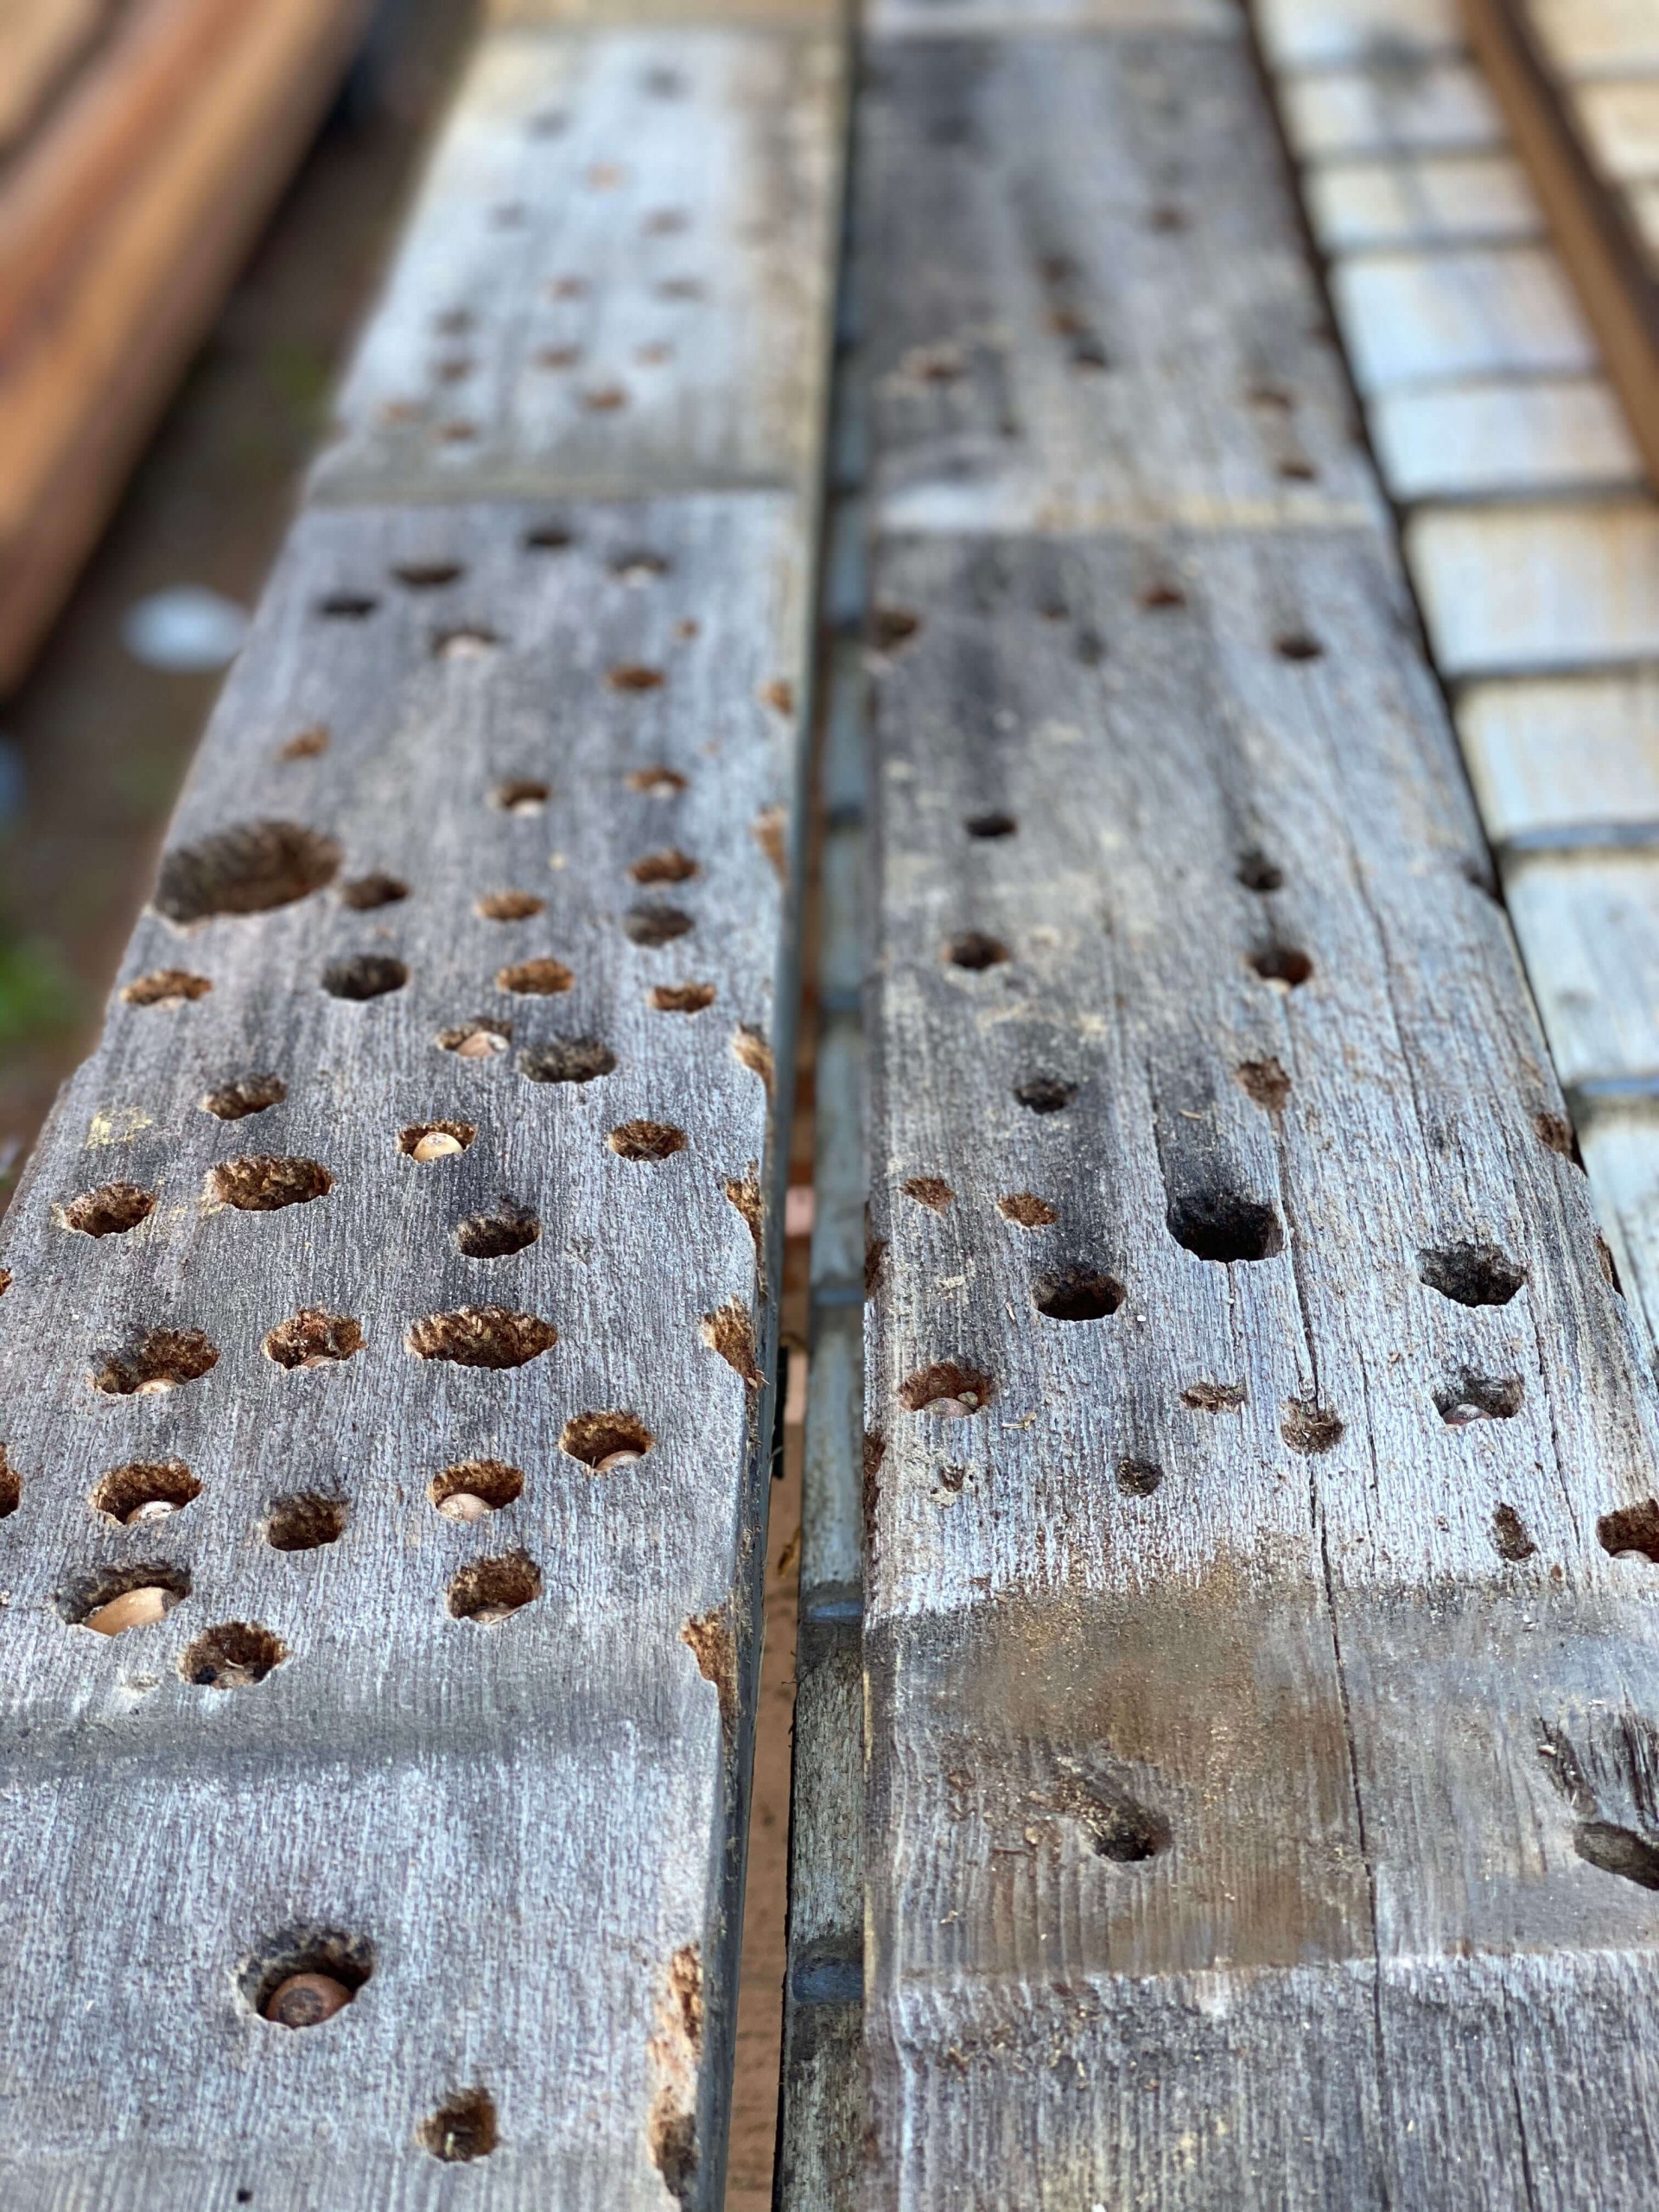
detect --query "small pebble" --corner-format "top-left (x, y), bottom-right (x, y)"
top-left (411, 1131), bottom-right (464, 1161)
top-left (127, 1499), bottom-right (178, 1523)
top-left (455, 1031), bottom-right (506, 1058)
top-left (594, 1450), bottom-right (642, 1472)
top-left (438, 1492), bottom-right (490, 1522)
top-left (85, 1586), bottom-right (170, 1636)
top-left (265, 1972), bottom-right (351, 2029)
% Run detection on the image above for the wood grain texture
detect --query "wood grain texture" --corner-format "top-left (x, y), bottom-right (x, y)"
top-left (1407, 497), bottom-right (1659, 673)
top-left (1331, 241), bottom-right (1595, 389)
top-left (1459, 671), bottom-right (1659, 841)
top-left (0, 0), bottom-right (106, 152)
top-left (1371, 372), bottom-right (1643, 497)
top-left (1302, 149), bottom-right (1542, 251)
top-left (1255, 0), bottom-right (1459, 68)
top-left (312, 25), bottom-right (842, 506)
top-left (1279, 55), bottom-right (1503, 159)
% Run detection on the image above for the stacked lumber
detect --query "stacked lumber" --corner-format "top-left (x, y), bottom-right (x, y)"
top-left (0, 0), bottom-right (371, 696)
top-left (0, 2), bottom-right (842, 2205)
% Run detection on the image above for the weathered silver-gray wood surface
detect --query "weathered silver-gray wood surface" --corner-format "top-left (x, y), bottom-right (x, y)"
top-left (858, 10), bottom-right (1659, 2206)
top-left (0, 3), bottom-right (843, 2202)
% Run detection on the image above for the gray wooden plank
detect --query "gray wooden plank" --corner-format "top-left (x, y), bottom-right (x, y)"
top-left (1331, 243), bottom-right (1596, 391)
top-left (1458, 671), bottom-right (1659, 842)
top-left (1407, 498), bottom-right (1659, 675)
top-left (1370, 374), bottom-right (1643, 499)
top-left (1279, 58), bottom-right (1506, 161)
top-left (1302, 150), bottom-right (1544, 251)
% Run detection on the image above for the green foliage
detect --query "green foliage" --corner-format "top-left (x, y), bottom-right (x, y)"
top-left (0, 936), bottom-right (80, 1045)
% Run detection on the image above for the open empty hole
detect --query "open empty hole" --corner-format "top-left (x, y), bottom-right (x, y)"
top-left (1419, 1242), bottom-right (1525, 1307)
top-left (1052, 1772), bottom-right (1171, 1862)
top-left (1598, 1498), bottom-right (1659, 1562)
top-left (873, 607), bottom-right (921, 652)
top-left (495, 957), bottom-right (574, 996)
top-left (946, 931), bottom-right (1010, 971)
top-left (1167, 1191), bottom-right (1283, 1263)
top-left (263, 1310), bottom-right (365, 1370)
top-left (61, 1560), bottom-right (190, 1634)
top-left (448, 1550), bottom-right (543, 1623)
top-left (430, 1459), bottom-right (524, 1520)
top-left (399, 1120), bottom-right (476, 1161)
top-left (393, 562), bottom-right (463, 588)
top-left (91, 1460), bottom-right (200, 1524)
top-left (560, 1410), bottom-right (654, 1470)
top-left (181, 1622), bottom-right (286, 1689)
top-left (997, 1192), bottom-right (1057, 1227)
top-left (1282, 1398), bottom-right (1344, 1453)
top-left (524, 523), bottom-right (573, 551)
top-left (421, 2088), bottom-right (499, 2164)
top-left (651, 982), bottom-right (715, 1014)
top-left (1435, 1371), bottom-right (1523, 1425)
top-left (455, 1201), bottom-right (541, 1259)
top-left (608, 1119), bottom-right (689, 1162)
top-left (91, 1327), bottom-right (218, 1395)
top-left (1492, 1503), bottom-right (1536, 1561)
top-left (1140, 582), bottom-right (1185, 611)
top-left (1236, 849), bottom-right (1283, 893)
top-left (0, 1446), bottom-right (16, 1518)
top-left (899, 1362), bottom-right (994, 1417)
top-left (155, 821), bottom-right (340, 925)
top-left (316, 592), bottom-right (378, 620)
top-left (1575, 1821), bottom-right (1659, 1891)
top-left (626, 766), bottom-right (686, 797)
top-left (732, 1027), bottom-right (773, 1094)
top-left (1033, 1267), bottom-right (1124, 1321)
top-left (122, 969), bottom-right (211, 1008)
top-left (607, 664), bottom-right (664, 693)
top-left (57, 1182), bottom-right (156, 1237)
top-left (518, 1037), bottom-right (614, 1084)
top-left (701, 1299), bottom-right (762, 1388)
top-left (624, 904), bottom-right (694, 947)
top-left (322, 954), bottom-right (408, 1001)
top-left (438, 1020), bottom-right (511, 1058)
top-left (1274, 632), bottom-right (1324, 662)
top-left (340, 872), bottom-right (409, 911)
top-left (476, 890), bottom-right (545, 921)
top-left (1014, 1075), bottom-right (1077, 1115)
top-left (265, 1493), bottom-right (347, 1550)
top-left (200, 1073), bottom-right (285, 1121)
top-left (245, 1930), bottom-right (372, 2026)
top-left (493, 779), bottom-right (550, 815)
top-left (630, 848), bottom-right (699, 885)
top-left (208, 1155), bottom-right (331, 1211)
top-left (965, 812), bottom-right (1017, 839)
top-left (1249, 945), bottom-right (1313, 988)
top-left (406, 1306), bottom-right (557, 1369)
top-left (1236, 1057), bottom-right (1291, 1113)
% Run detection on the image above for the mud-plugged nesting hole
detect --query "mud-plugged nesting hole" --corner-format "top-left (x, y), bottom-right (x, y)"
top-left (122, 969), bottom-right (211, 1007)
top-left (630, 848), bottom-right (699, 885)
top-left (965, 811), bottom-right (1016, 839)
top-left (1014, 1075), bottom-right (1077, 1115)
top-left (448, 1550), bottom-right (543, 1623)
top-left (1435, 1371), bottom-right (1522, 1425)
top-left (1033, 1267), bottom-right (1124, 1321)
top-left (154, 821), bottom-right (341, 925)
top-left (421, 2088), bottom-right (499, 2163)
top-left (518, 1037), bottom-right (615, 1084)
top-left (245, 1931), bottom-right (373, 2027)
top-left (1236, 849), bottom-right (1283, 893)
top-left (455, 1201), bottom-right (541, 1259)
top-left (92, 1327), bottom-right (219, 1395)
top-left (1492, 1503), bottom-right (1536, 1561)
top-left (946, 931), bottom-right (1010, 971)
top-left (1282, 1398), bottom-right (1344, 1453)
top-left (476, 890), bottom-right (545, 921)
top-left (1184, 1380), bottom-right (1246, 1413)
top-left (651, 982), bottom-right (715, 1014)
top-left (1236, 1057), bottom-right (1291, 1113)
top-left (493, 779), bottom-right (550, 816)
top-left (1575, 1821), bottom-right (1659, 1891)
top-left (1535, 1111), bottom-right (1581, 1162)
top-left (608, 663), bottom-right (664, 692)
top-left (200, 1072), bottom-right (286, 1120)
top-left (1419, 1242), bottom-right (1525, 1307)
top-left (608, 1120), bottom-right (687, 1161)
top-left (265, 1493), bottom-right (348, 1550)
top-left (1116, 1457), bottom-right (1162, 1496)
top-left (0, 1449), bottom-right (18, 1519)
top-left (340, 872), bottom-right (409, 911)
top-left (208, 1156), bottom-right (332, 1212)
top-left (997, 1192), bottom-right (1056, 1227)
top-left (561, 1410), bottom-right (654, 1471)
top-left (181, 1622), bottom-right (286, 1689)
top-left (431, 1459), bottom-right (524, 1519)
top-left (899, 1362), bottom-right (994, 1418)
top-left (625, 903), bottom-right (694, 947)
top-left (1249, 945), bottom-right (1313, 988)
top-left (263, 1310), bottom-right (365, 1370)
top-left (435, 626), bottom-right (500, 660)
top-left (92, 1460), bottom-right (200, 1525)
top-left (406, 1306), bottom-right (556, 1369)
top-left (57, 1182), bottom-right (156, 1237)
top-left (438, 1020), bottom-right (511, 1058)
top-left (1140, 582), bottom-right (1186, 611)
top-left (400, 1121), bottom-right (476, 1161)
top-left (496, 957), bottom-right (574, 996)
top-left (61, 1560), bottom-right (190, 1634)
top-left (626, 765), bottom-right (687, 796)
top-left (1167, 1191), bottom-right (1283, 1264)
top-left (1598, 1499), bottom-right (1659, 1563)
top-left (904, 1176), bottom-right (954, 1213)
top-left (612, 549), bottom-right (669, 582)
top-left (278, 726), bottom-right (328, 762)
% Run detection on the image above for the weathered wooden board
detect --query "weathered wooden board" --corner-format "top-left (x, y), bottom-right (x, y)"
top-left (1302, 149), bottom-right (1541, 251)
top-left (1331, 242), bottom-right (1595, 389)
top-left (1530, 0), bottom-right (1659, 78)
top-left (1372, 372), bottom-right (1643, 497)
top-left (0, 0), bottom-right (105, 153)
top-left (1279, 57), bottom-right (1504, 159)
top-left (312, 25), bottom-right (842, 506)
top-left (1459, 671), bottom-right (1659, 841)
top-left (1256, 0), bottom-right (1459, 67)
top-left (1503, 852), bottom-right (1659, 1085)
top-left (1574, 80), bottom-right (1659, 187)
top-left (1408, 498), bottom-right (1659, 673)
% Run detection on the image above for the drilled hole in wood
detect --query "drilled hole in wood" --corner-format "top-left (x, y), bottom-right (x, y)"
top-left (608, 1120), bottom-right (687, 1161)
top-left (316, 592), bottom-right (378, 619)
top-left (1534, 1110), bottom-right (1581, 1163)
top-left (1184, 1380), bottom-right (1245, 1412)
top-left (263, 1310), bottom-right (365, 1370)
top-left (92, 1460), bottom-right (200, 1524)
top-left (92, 1327), bottom-right (218, 1395)
top-left (997, 1192), bottom-right (1056, 1226)
top-left (438, 421), bottom-right (479, 443)
top-left (207, 1155), bottom-right (331, 1211)
top-left (518, 1037), bottom-right (614, 1084)
top-left (904, 1176), bottom-right (954, 1213)
top-left (1435, 1371), bottom-right (1522, 1425)
top-left (455, 1201), bottom-right (540, 1259)
top-left (438, 1020), bottom-right (511, 1058)
top-left (200, 1073), bottom-right (286, 1120)
top-left (496, 957), bottom-right (574, 996)
top-left (1168, 1191), bottom-right (1282, 1263)
top-left (431, 1459), bottom-right (524, 1519)
top-left (1236, 849), bottom-right (1283, 893)
top-left (658, 276), bottom-right (702, 301)
top-left (701, 1298), bottom-right (762, 1388)
top-left (946, 931), bottom-right (1010, 970)
top-left (435, 626), bottom-right (499, 662)
top-left (625, 903), bottom-right (694, 947)
top-left (1249, 945), bottom-right (1313, 989)
top-left (181, 1622), bottom-right (286, 1689)
top-left (612, 550), bottom-right (669, 583)
top-left (1575, 1821), bottom-right (1659, 1891)
top-left (626, 765), bottom-right (686, 796)
top-left (399, 1121), bottom-right (476, 1163)
top-left (1599, 1233), bottom-right (1624, 1297)
top-left (1053, 1772), bottom-right (1170, 1861)
top-left (760, 678), bottom-right (795, 716)
top-left (524, 522), bottom-right (574, 550)
top-left (448, 1550), bottom-right (543, 1623)
top-left (651, 982), bottom-right (715, 1014)
top-left (1598, 1499), bottom-right (1659, 1562)
top-left (56, 1182), bottom-right (156, 1236)
top-left (732, 1026), bottom-right (773, 1094)
top-left (1112, 1455), bottom-right (1162, 1497)
top-left (1033, 1267), bottom-right (1124, 1321)
top-left (1282, 1398), bottom-right (1343, 1453)
top-left (1140, 582), bottom-right (1185, 611)
top-left (1419, 1242), bottom-right (1525, 1307)
top-left (266, 1492), bottom-right (347, 1550)
top-left (899, 1362), bottom-right (994, 1417)
top-left (1492, 1503), bottom-right (1536, 1561)
top-left (340, 872), bottom-right (409, 911)
top-left (406, 1306), bottom-right (556, 1369)
top-left (608, 664), bottom-right (665, 696)
top-left (873, 607), bottom-right (921, 652)
top-left (1274, 632), bottom-right (1323, 662)
top-left (278, 726), bottom-right (329, 761)
top-left (62, 1560), bottom-right (189, 1634)
top-left (156, 818), bottom-right (340, 924)
top-left (1148, 201), bottom-right (1186, 231)
top-left (1014, 1075), bottom-right (1076, 1115)
top-left (122, 969), bottom-right (212, 1008)
top-left (561, 1410), bottom-right (653, 1471)
top-left (0, 1447), bottom-right (17, 1518)
top-left (321, 953), bottom-right (408, 1002)
top-left (1236, 1057), bottom-right (1291, 1112)
top-left (246, 1932), bottom-right (372, 2026)
top-left (583, 385), bottom-right (628, 412)
top-left (965, 811), bottom-right (1016, 839)
top-left (1278, 457), bottom-right (1319, 482)
top-left (630, 848), bottom-right (699, 885)
top-left (476, 890), bottom-right (545, 921)
top-left (422, 2088), bottom-right (499, 2164)
top-left (393, 561), bottom-right (463, 588)
top-left (493, 779), bottom-right (549, 815)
